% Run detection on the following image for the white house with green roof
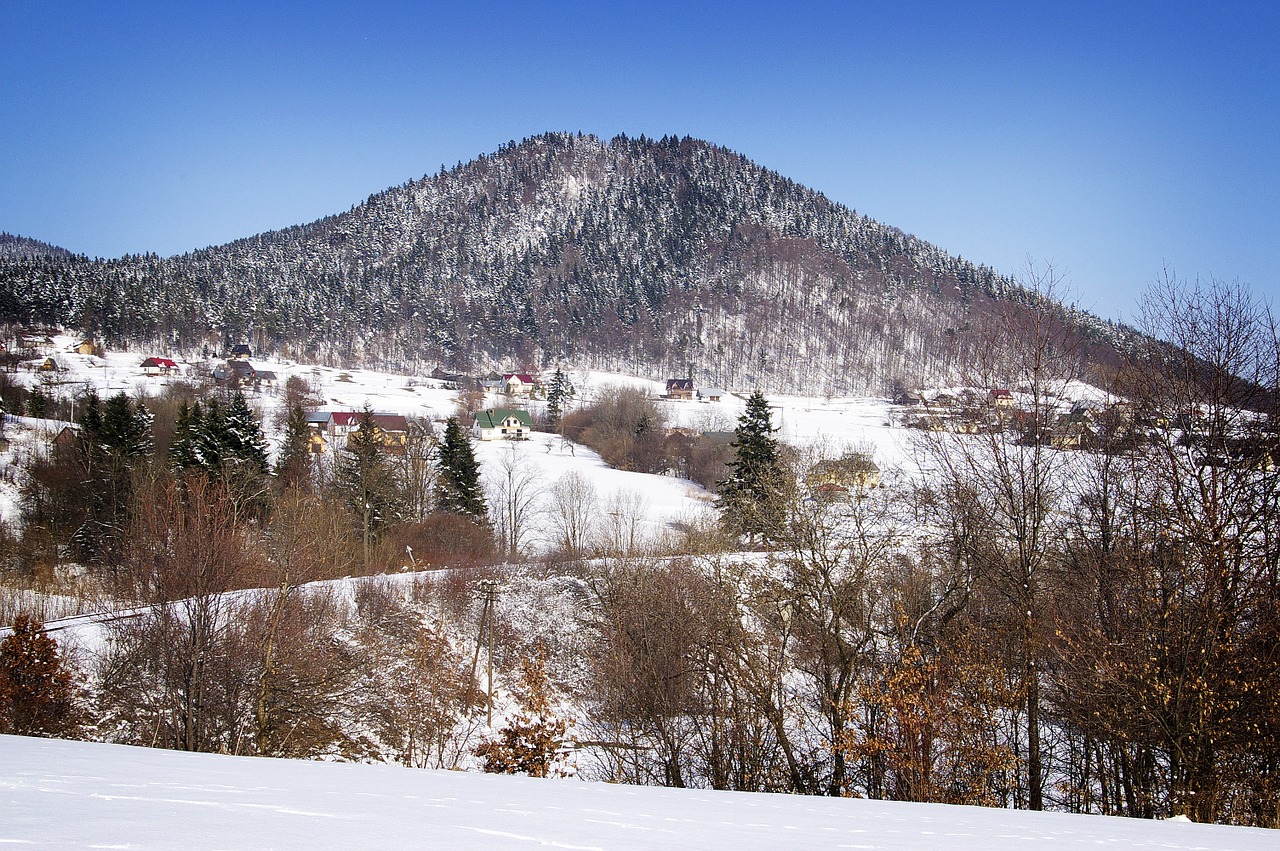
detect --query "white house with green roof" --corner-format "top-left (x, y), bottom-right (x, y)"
top-left (473, 408), bottom-right (534, 441)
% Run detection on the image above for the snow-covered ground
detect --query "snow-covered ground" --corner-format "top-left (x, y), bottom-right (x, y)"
top-left (0, 337), bottom-right (924, 544)
top-left (1, 735), bottom-right (1271, 850)
top-left (0, 335), bottom-right (1117, 553)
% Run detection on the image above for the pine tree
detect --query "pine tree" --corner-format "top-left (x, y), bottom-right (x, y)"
top-left (221, 391), bottom-right (270, 475)
top-left (436, 417), bottom-right (486, 520)
top-left (545, 369), bottom-right (570, 431)
top-left (718, 390), bottom-right (787, 543)
top-left (273, 403), bottom-right (313, 490)
top-left (0, 613), bottom-right (79, 736)
top-left (169, 401), bottom-right (201, 470)
top-left (335, 406), bottom-right (403, 564)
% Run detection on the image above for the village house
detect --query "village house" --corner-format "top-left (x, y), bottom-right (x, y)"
top-left (213, 360), bottom-right (257, 385)
top-left (502, 373), bottom-right (540, 397)
top-left (807, 454), bottom-right (881, 491)
top-left (229, 343), bottom-right (252, 360)
top-left (140, 357), bottom-right (179, 376)
top-left (698, 387), bottom-right (725, 402)
top-left (305, 411), bottom-right (410, 454)
top-left (932, 392), bottom-right (958, 408)
top-left (37, 356), bottom-right (66, 373)
top-left (473, 408), bottom-right (533, 441)
top-left (1052, 411), bottom-right (1097, 450)
top-left (75, 340), bottom-right (97, 356)
top-left (51, 425), bottom-right (78, 454)
top-left (354, 412), bottom-right (409, 454)
top-left (988, 388), bottom-right (1014, 409)
top-left (894, 390), bottom-right (924, 407)
top-left (666, 378), bottom-right (695, 401)
top-left (430, 366), bottom-right (476, 390)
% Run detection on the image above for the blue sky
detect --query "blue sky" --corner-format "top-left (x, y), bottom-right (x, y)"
top-left (2, 0), bottom-right (1276, 323)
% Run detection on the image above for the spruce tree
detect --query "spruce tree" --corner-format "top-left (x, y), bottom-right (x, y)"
top-left (189, 392), bottom-right (271, 519)
top-left (0, 613), bottom-right (78, 736)
top-left (436, 416), bottom-right (486, 521)
top-left (545, 369), bottom-right (570, 431)
top-left (273, 403), bottom-right (313, 490)
top-left (718, 390), bottom-right (787, 543)
top-left (222, 391), bottom-right (270, 475)
top-left (194, 397), bottom-right (228, 469)
top-left (169, 401), bottom-right (202, 470)
top-left (335, 406), bottom-right (403, 563)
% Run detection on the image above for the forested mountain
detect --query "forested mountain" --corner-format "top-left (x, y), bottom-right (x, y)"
top-left (0, 133), bottom-right (1133, 393)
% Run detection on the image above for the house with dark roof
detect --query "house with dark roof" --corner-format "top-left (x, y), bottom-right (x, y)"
top-left (213, 360), bottom-right (257, 385)
top-left (666, 378), bottom-right (695, 400)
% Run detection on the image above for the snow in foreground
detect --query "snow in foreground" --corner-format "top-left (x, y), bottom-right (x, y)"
top-left (2, 736), bottom-right (1272, 850)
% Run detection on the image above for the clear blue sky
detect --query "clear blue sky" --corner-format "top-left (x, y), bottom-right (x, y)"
top-left (2, 0), bottom-right (1276, 323)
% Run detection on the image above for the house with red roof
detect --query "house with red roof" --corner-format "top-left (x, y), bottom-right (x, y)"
top-left (140, 357), bottom-right (179, 376)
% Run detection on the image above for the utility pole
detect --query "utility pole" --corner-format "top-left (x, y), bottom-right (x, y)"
top-left (469, 578), bottom-right (499, 727)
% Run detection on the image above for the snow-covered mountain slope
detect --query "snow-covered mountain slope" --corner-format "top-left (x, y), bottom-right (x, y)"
top-left (2, 735), bottom-right (1271, 850)
top-left (0, 133), bottom-right (1139, 395)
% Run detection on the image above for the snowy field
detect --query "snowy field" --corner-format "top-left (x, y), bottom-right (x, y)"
top-left (2, 735), bottom-right (1273, 850)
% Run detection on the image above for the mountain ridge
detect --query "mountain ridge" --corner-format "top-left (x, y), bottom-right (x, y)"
top-left (0, 133), bottom-right (1132, 394)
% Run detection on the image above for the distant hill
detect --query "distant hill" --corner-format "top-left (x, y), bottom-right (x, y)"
top-left (0, 133), bottom-right (1135, 393)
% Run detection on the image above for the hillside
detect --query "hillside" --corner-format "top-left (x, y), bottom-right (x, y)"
top-left (0, 133), bottom-right (1134, 394)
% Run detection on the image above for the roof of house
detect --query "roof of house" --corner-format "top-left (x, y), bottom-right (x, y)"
top-left (503, 373), bottom-right (537, 384)
top-left (667, 378), bottom-right (695, 391)
top-left (699, 387), bottom-right (726, 397)
top-left (213, 360), bottom-right (255, 379)
top-left (474, 408), bottom-right (534, 430)
top-left (325, 411), bottom-right (409, 431)
top-left (141, 357), bottom-right (179, 368)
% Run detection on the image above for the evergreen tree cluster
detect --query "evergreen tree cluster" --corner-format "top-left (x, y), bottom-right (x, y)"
top-left (171, 392), bottom-right (270, 476)
top-left (72, 390), bottom-right (154, 564)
